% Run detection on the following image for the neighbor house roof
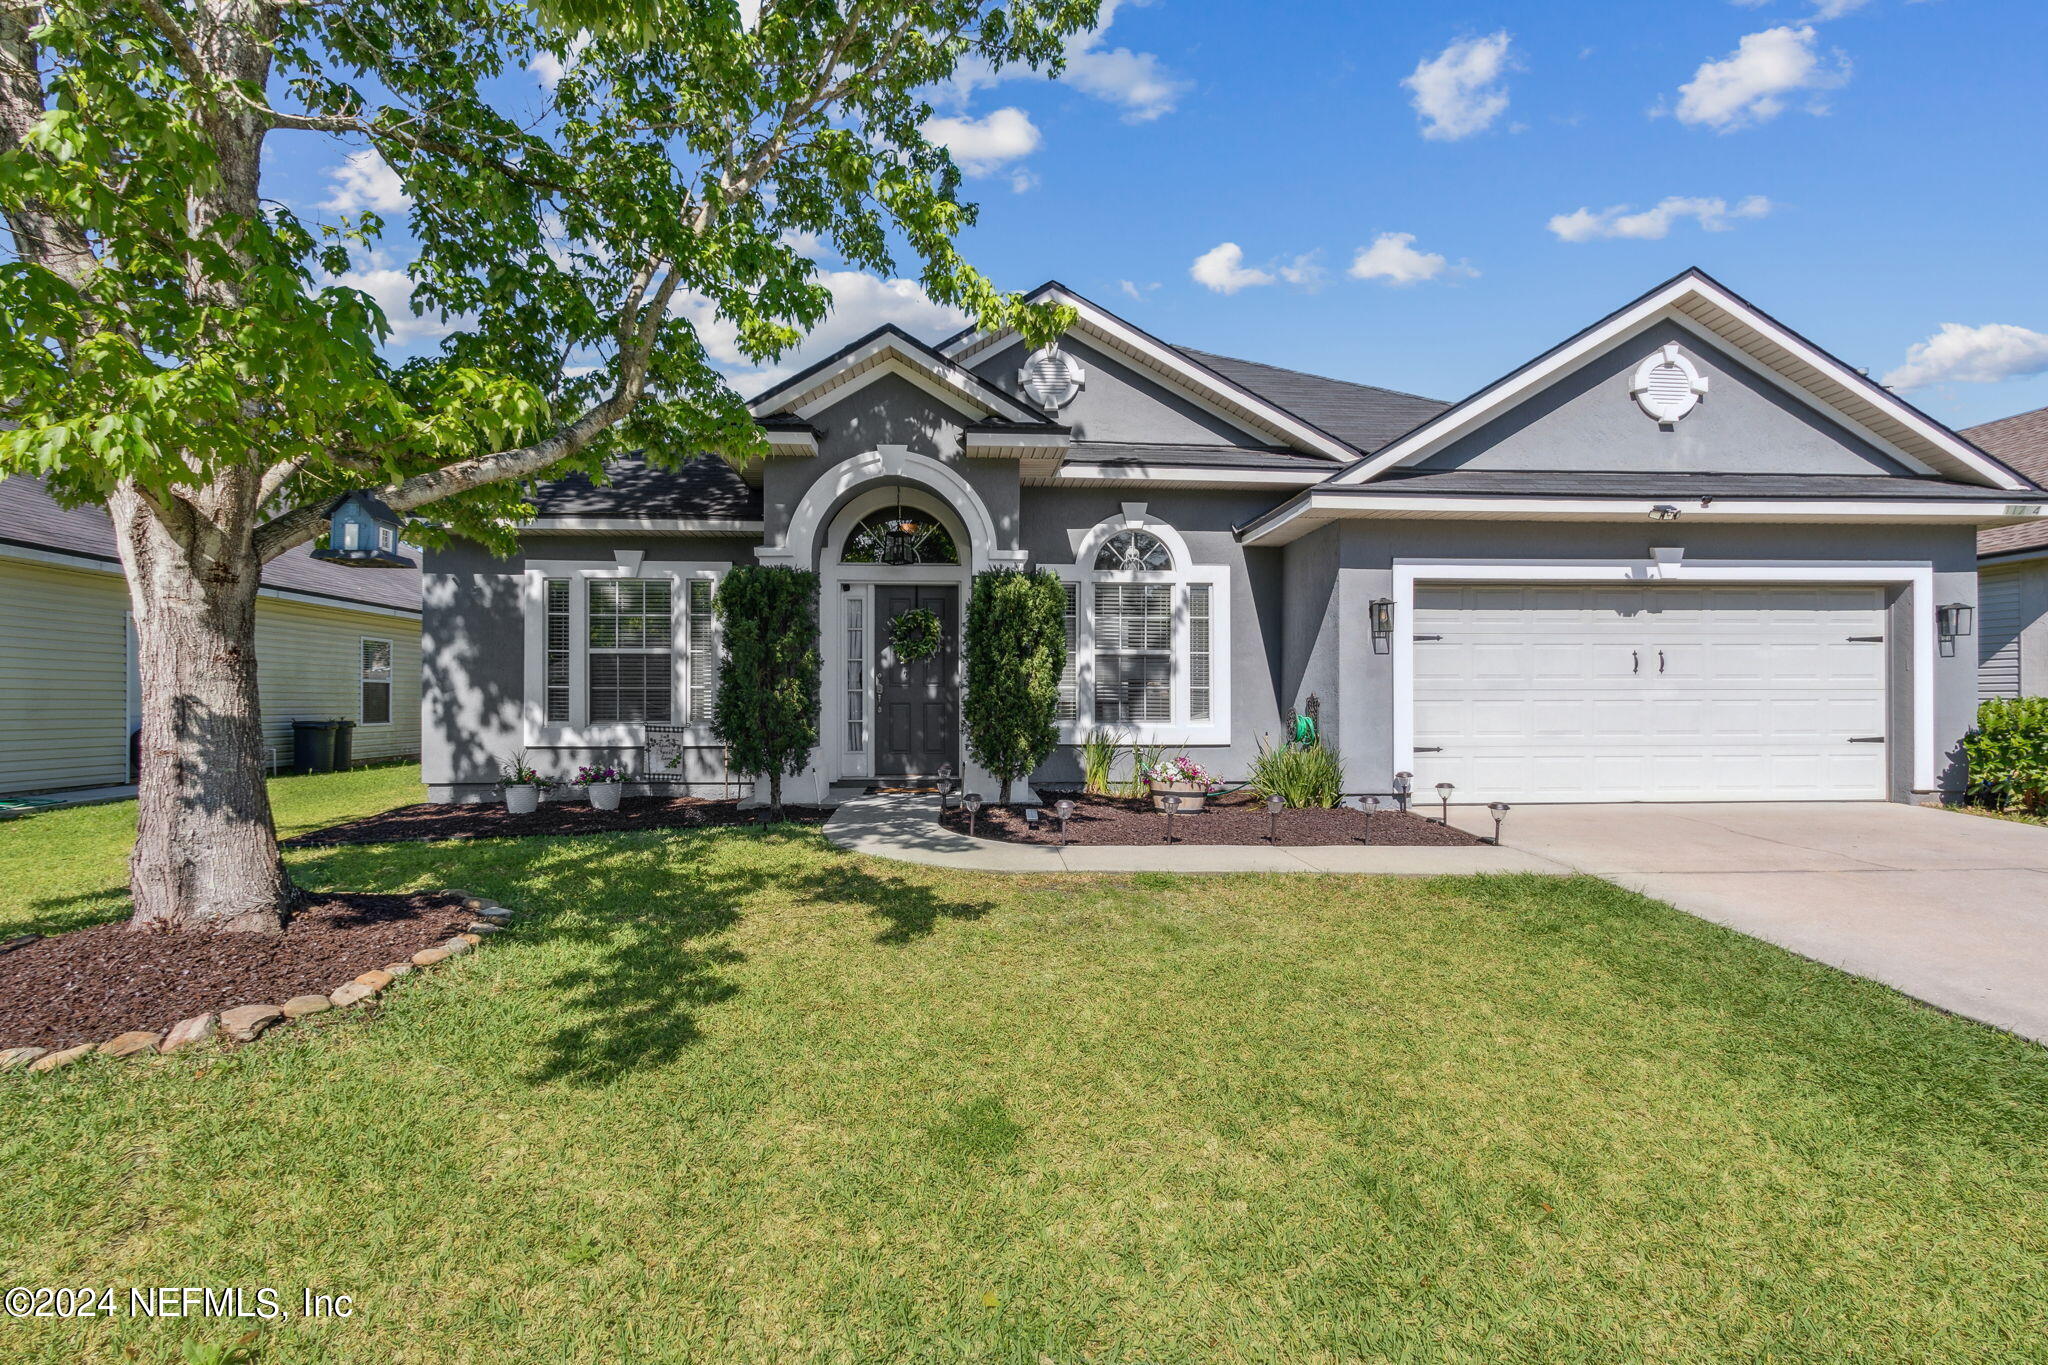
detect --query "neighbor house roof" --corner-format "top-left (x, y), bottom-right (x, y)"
top-left (0, 475), bottom-right (421, 614)
top-left (1968, 405), bottom-right (2048, 558)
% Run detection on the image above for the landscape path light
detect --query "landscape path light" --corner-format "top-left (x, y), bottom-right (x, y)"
top-left (1361, 794), bottom-right (1381, 845)
top-left (964, 792), bottom-right (983, 839)
top-left (1394, 771), bottom-right (1414, 812)
top-left (1265, 794), bottom-right (1284, 843)
top-left (1435, 782), bottom-right (1454, 824)
top-left (1162, 793), bottom-right (1181, 844)
top-left (1488, 801), bottom-right (1510, 845)
top-left (1054, 798), bottom-right (1075, 847)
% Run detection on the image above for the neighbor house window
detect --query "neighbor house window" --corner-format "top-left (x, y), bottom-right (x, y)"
top-left (587, 579), bottom-right (673, 723)
top-left (1061, 520), bottom-right (1228, 739)
top-left (360, 637), bottom-right (393, 725)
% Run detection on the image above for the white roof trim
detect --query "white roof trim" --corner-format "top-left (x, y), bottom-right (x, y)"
top-left (750, 333), bottom-right (1045, 425)
top-left (1330, 274), bottom-right (2030, 491)
top-left (1238, 490), bottom-right (2048, 546)
top-left (1053, 463), bottom-right (1326, 488)
top-left (941, 286), bottom-right (1361, 464)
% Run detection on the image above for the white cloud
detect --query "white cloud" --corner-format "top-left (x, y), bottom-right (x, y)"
top-left (1118, 279), bottom-right (1161, 302)
top-left (672, 271), bottom-right (971, 396)
top-left (529, 31), bottom-right (592, 89)
top-left (1674, 25), bottom-right (1850, 131)
top-left (1810, 0), bottom-right (1874, 17)
top-left (325, 262), bottom-right (464, 346)
top-left (318, 150), bottom-right (410, 216)
top-left (932, 0), bottom-right (1185, 122)
top-left (1190, 242), bottom-right (1276, 294)
top-left (1278, 251), bottom-right (1326, 289)
top-left (1881, 323), bottom-right (2048, 391)
top-left (924, 107), bottom-right (1041, 175)
top-left (1403, 32), bottom-right (1516, 141)
top-left (1548, 194), bottom-right (1774, 242)
top-left (1347, 232), bottom-right (1468, 286)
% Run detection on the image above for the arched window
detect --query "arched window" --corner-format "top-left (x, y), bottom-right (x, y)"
top-left (1056, 514), bottom-right (1228, 741)
top-left (1093, 529), bottom-right (1172, 573)
top-left (839, 508), bottom-right (959, 565)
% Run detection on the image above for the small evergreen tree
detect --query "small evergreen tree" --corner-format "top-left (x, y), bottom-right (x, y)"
top-left (713, 567), bottom-right (820, 818)
top-left (964, 569), bottom-right (1067, 802)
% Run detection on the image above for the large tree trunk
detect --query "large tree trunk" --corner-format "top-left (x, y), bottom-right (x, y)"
top-left (114, 486), bottom-right (291, 932)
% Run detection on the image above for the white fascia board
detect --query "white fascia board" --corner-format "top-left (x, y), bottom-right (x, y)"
top-left (943, 288), bottom-right (1362, 464)
top-left (762, 429), bottom-right (818, 455)
top-left (1337, 277), bottom-right (2030, 490)
top-left (1056, 463), bottom-right (1327, 488)
top-left (522, 517), bottom-right (765, 535)
top-left (1238, 491), bottom-right (2048, 545)
top-left (963, 430), bottom-right (1071, 456)
top-left (0, 540), bottom-right (420, 618)
top-left (754, 336), bottom-right (1044, 425)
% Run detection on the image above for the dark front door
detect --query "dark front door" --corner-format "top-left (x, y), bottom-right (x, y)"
top-left (876, 584), bottom-right (958, 779)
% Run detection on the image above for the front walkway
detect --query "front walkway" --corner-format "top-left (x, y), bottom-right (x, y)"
top-left (822, 793), bottom-right (1570, 875)
top-left (1443, 802), bottom-right (2048, 1044)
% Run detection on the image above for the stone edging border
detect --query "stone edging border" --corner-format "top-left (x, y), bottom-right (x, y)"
top-left (0, 891), bottom-right (513, 1077)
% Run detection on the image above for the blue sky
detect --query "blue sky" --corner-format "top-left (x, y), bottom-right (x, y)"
top-left (272, 0), bottom-right (2048, 431)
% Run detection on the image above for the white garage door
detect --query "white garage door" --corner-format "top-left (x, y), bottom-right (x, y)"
top-left (1412, 583), bottom-right (1889, 802)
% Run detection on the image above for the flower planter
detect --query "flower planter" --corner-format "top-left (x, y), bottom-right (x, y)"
top-left (504, 784), bottom-right (540, 816)
top-left (1147, 781), bottom-right (1210, 813)
top-left (586, 782), bottom-right (623, 812)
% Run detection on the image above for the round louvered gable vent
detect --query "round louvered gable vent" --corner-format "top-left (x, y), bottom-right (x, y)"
top-left (1019, 345), bottom-right (1086, 412)
top-left (1630, 343), bottom-right (1709, 423)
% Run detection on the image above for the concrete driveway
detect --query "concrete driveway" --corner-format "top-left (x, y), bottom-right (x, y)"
top-left (1447, 802), bottom-right (2048, 1044)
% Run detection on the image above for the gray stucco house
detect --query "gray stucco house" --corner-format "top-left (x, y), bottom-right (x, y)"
top-left (422, 268), bottom-right (2047, 807)
top-left (1966, 405), bottom-right (2048, 700)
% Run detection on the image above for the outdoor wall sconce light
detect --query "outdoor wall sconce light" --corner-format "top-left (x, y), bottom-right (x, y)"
top-left (1161, 793), bottom-right (1182, 843)
top-left (1360, 794), bottom-right (1382, 845)
top-left (963, 792), bottom-right (983, 838)
top-left (1937, 602), bottom-right (1974, 638)
top-left (1265, 793), bottom-right (1285, 843)
top-left (1648, 504), bottom-right (1682, 521)
top-left (1054, 798), bottom-right (1075, 847)
top-left (1487, 801), bottom-right (1510, 845)
top-left (1369, 597), bottom-right (1396, 640)
top-left (1435, 782), bottom-right (1454, 824)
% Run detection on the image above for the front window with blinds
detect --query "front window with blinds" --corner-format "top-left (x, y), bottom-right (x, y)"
top-left (360, 638), bottom-right (393, 725)
top-left (1188, 583), bottom-right (1211, 722)
top-left (1093, 582), bottom-right (1173, 724)
top-left (588, 579), bottom-right (673, 723)
top-left (544, 579), bottom-right (571, 722)
top-left (685, 578), bottom-right (717, 722)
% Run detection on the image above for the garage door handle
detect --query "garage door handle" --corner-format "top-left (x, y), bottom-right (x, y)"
top-left (1848, 736), bottom-right (1885, 743)
top-left (1413, 746), bottom-right (1443, 753)
top-left (1848, 635), bottom-right (1884, 642)
top-left (1658, 649), bottom-right (1666, 673)
top-left (1632, 649), bottom-right (1639, 673)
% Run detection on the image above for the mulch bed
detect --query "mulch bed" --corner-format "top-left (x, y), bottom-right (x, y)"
top-left (0, 892), bottom-right (474, 1051)
top-left (939, 789), bottom-right (1485, 848)
top-left (286, 796), bottom-right (831, 847)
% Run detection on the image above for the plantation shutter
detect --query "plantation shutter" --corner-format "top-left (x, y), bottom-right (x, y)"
top-left (588, 579), bottom-right (673, 723)
top-left (1057, 581), bottom-right (1078, 721)
top-left (544, 579), bottom-right (572, 722)
top-left (1094, 582), bottom-right (1172, 724)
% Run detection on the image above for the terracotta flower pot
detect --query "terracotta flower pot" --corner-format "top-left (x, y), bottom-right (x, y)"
top-left (504, 784), bottom-right (540, 815)
top-left (1147, 781), bottom-right (1209, 813)
top-left (587, 782), bottom-right (623, 811)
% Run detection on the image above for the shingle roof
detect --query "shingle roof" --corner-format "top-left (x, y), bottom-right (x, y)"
top-left (1967, 406), bottom-right (2048, 556)
top-left (529, 454), bottom-right (763, 522)
top-left (0, 475), bottom-right (421, 613)
top-left (1172, 347), bottom-right (1451, 454)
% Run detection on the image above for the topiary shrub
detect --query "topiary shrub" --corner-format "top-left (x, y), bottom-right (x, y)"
top-left (1963, 697), bottom-right (2048, 812)
top-left (712, 566), bottom-right (820, 818)
top-left (964, 568), bottom-right (1066, 803)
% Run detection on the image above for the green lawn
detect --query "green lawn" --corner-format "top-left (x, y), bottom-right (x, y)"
top-left (2, 770), bottom-right (2046, 1363)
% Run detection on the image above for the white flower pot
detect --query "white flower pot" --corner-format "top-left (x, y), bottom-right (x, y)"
top-left (587, 782), bottom-right (623, 811)
top-left (1147, 781), bottom-right (1209, 813)
top-left (504, 784), bottom-right (540, 815)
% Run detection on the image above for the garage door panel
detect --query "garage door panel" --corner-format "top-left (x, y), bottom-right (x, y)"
top-left (1412, 582), bottom-right (1887, 802)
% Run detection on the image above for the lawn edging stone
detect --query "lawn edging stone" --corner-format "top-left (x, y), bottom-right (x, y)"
top-left (6, 890), bottom-right (516, 1078)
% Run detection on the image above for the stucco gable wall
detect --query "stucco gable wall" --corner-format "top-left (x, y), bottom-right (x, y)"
top-left (762, 371), bottom-right (1021, 560)
top-left (972, 336), bottom-right (1273, 449)
top-left (1416, 319), bottom-right (1911, 477)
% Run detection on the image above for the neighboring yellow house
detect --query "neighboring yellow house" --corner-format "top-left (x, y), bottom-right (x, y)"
top-left (0, 476), bottom-right (421, 796)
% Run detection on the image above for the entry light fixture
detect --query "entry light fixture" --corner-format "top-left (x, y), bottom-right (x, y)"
top-left (1937, 602), bottom-right (1974, 638)
top-left (1369, 597), bottom-right (1396, 641)
top-left (880, 484), bottom-right (920, 566)
top-left (1648, 504), bottom-right (1682, 522)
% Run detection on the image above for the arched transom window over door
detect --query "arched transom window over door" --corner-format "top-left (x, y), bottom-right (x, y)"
top-left (1057, 516), bottom-right (1230, 743)
top-left (840, 508), bottom-right (960, 566)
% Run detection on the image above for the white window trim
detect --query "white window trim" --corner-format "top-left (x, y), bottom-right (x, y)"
top-left (1053, 510), bottom-right (1231, 746)
top-left (522, 558), bottom-right (724, 747)
top-left (359, 635), bottom-right (395, 727)
top-left (1388, 557), bottom-right (1937, 793)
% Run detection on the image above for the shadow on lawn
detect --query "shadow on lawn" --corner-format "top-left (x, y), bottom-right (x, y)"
top-left (328, 824), bottom-right (998, 1086)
